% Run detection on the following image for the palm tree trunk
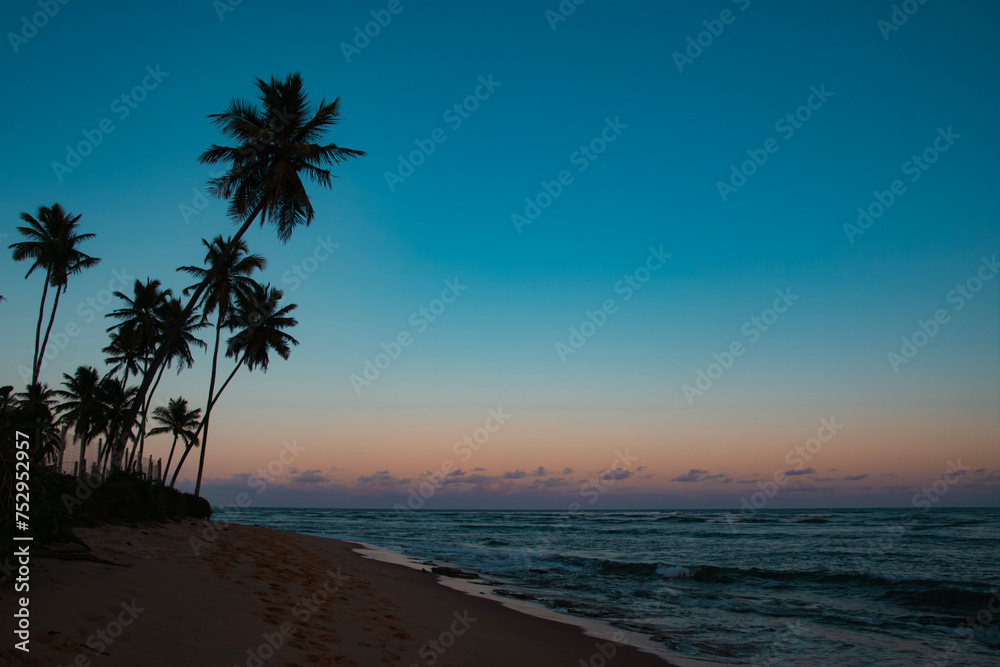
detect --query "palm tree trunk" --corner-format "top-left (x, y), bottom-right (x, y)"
top-left (112, 197), bottom-right (268, 471)
top-left (169, 443), bottom-right (195, 488)
top-left (31, 270), bottom-right (51, 385)
top-left (174, 355), bottom-right (244, 489)
top-left (135, 361), bottom-right (168, 476)
top-left (35, 284), bottom-right (63, 384)
top-left (162, 434), bottom-right (179, 484)
top-left (193, 309), bottom-right (225, 498)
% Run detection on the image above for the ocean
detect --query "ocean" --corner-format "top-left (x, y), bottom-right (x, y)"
top-left (211, 506), bottom-right (999, 666)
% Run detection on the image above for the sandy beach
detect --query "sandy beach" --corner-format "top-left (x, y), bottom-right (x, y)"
top-left (0, 520), bottom-right (675, 667)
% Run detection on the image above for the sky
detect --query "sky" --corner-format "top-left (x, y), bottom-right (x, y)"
top-left (1, 0), bottom-right (997, 509)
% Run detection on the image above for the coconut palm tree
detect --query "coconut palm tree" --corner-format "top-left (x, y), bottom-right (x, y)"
top-left (13, 383), bottom-right (62, 465)
top-left (173, 281), bottom-right (298, 491)
top-left (9, 204), bottom-right (100, 386)
top-left (147, 397), bottom-right (202, 485)
top-left (118, 73), bottom-right (363, 481)
top-left (54, 366), bottom-right (108, 477)
top-left (105, 279), bottom-right (171, 469)
top-left (177, 235), bottom-right (263, 492)
top-left (127, 296), bottom-right (206, 472)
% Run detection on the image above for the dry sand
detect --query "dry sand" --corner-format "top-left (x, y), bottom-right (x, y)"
top-left (0, 520), bottom-right (677, 666)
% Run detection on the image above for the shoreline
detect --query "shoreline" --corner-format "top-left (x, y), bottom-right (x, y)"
top-left (0, 519), bottom-right (692, 666)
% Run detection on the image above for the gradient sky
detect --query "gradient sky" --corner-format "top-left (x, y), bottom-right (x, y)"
top-left (1, 0), bottom-right (997, 509)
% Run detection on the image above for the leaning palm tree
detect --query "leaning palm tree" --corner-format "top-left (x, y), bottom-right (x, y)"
top-left (147, 397), bottom-right (202, 485)
top-left (106, 279), bottom-right (171, 470)
top-left (173, 281), bottom-right (298, 491)
top-left (115, 73), bottom-right (363, 478)
top-left (9, 204), bottom-right (100, 386)
top-left (177, 235), bottom-right (264, 490)
top-left (127, 296), bottom-right (206, 472)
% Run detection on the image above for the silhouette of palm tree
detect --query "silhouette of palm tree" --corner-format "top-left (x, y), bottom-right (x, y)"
top-left (178, 236), bottom-right (264, 494)
top-left (9, 204), bottom-right (100, 386)
top-left (173, 281), bottom-right (298, 491)
top-left (147, 397), bottom-right (202, 485)
top-left (120, 74), bottom-right (362, 482)
top-left (55, 366), bottom-right (108, 477)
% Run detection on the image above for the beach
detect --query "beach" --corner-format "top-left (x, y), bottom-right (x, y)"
top-left (0, 520), bottom-right (674, 667)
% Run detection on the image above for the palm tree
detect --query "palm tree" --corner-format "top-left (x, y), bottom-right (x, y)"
top-left (174, 281), bottom-right (298, 491)
top-left (9, 204), bottom-right (100, 386)
top-left (177, 235), bottom-right (263, 492)
top-left (105, 279), bottom-right (171, 469)
top-left (147, 397), bottom-right (202, 485)
top-left (96, 379), bottom-right (139, 476)
top-left (54, 366), bottom-right (108, 477)
top-left (127, 296), bottom-right (206, 472)
top-left (118, 73), bottom-right (363, 481)
top-left (14, 383), bottom-right (62, 465)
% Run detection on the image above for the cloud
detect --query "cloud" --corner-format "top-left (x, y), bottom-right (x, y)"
top-left (562, 467), bottom-right (574, 474)
top-left (502, 470), bottom-right (526, 479)
top-left (602, 468), bottom-right (633, 481)
top-left (672, 468), bottom-right (709, 482)
top-left (355, 470), bottom-right (410, 488)
top-left (671, 469), bottom-right (730, 483)
top-left (783, 467), bottom-right (815, 477)
top-left (532, 466), bottom-right (547, 477)
top-left (290, 469), bottom-right (329, 484)
top-left (472, 467), bottom-right (485, 472)
top-left (636, 466), bottom-right (646, 472)
top-left (814, 477), bottom-right (836, 482)
top-left (844, 474), bottom-right (869, 481)
top-left (447, 468), bottom-right (465, 477)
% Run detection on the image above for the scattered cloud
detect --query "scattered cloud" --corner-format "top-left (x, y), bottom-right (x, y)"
top-left (672, 468), bottom-right (709, 482)
top-left (355, 470), bottom-right (410, 487)
top-left (844, 474), bottom-right (869, 481)
top-left (532, 466), bottom-right (547, 477)
top-left (290, 469), bottom-right (329, 484)
top-left (784, 467), bottom-right (815, 477)
top-left (671, 469), bottom-right (730, 483)
top-left (503, 470), bottom-right (526, 479)
top-left (562, 467), bottom-right (574, 474)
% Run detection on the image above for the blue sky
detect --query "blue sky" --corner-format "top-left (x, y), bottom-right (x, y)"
top-left (1, 0), bottom-right (997, 508)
